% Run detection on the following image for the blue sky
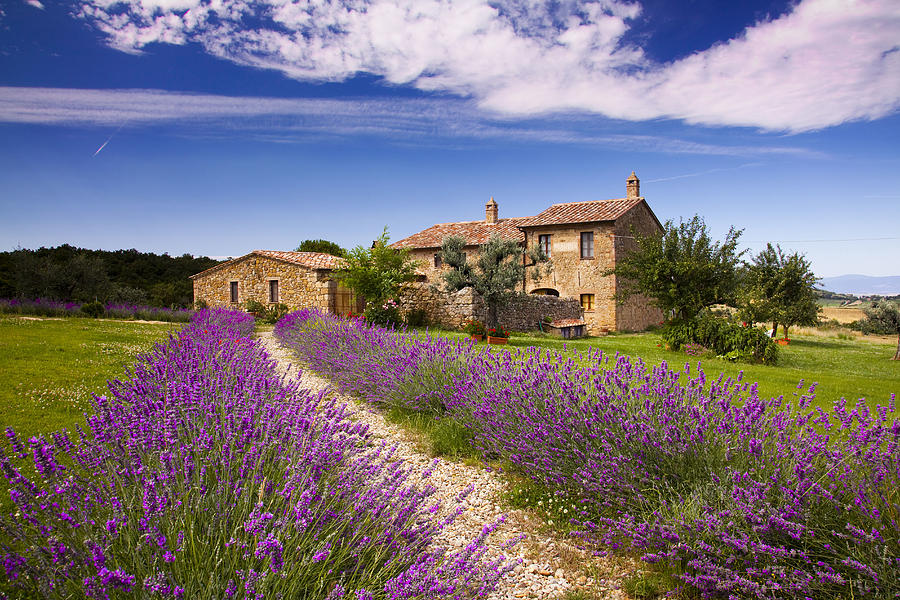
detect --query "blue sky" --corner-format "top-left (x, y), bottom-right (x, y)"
top-left (1, 0), bottom-right (898, 278)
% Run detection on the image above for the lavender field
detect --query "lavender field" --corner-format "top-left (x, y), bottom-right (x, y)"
top-left (276, 309), bottom-right (900, 599)
top-left (0, 309), bottom-right (513, 599)
top-left (0, 298), bottom-right (194, 322)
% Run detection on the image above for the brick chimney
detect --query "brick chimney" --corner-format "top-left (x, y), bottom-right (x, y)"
top-left (626, 171), bottom-right (640, 198)
top-left (485, 196), bottom-right (498, 224)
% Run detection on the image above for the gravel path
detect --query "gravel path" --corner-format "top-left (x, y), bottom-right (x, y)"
top-left (258, 330), bottom-right (634, 600)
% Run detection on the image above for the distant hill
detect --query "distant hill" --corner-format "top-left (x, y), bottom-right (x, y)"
top-left (819, 275), bottom-right (900, 296)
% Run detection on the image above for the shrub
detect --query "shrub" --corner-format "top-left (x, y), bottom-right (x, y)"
top-left (364, 298), bottom-right (401, 327)
top-left (245, 299), bottom-right (288, 324)
top-left (662, 314), bottom-right (778, 364)
top-left (80, 300), bottom-right (105, 318)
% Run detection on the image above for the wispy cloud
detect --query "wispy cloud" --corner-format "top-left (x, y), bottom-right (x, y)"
top-left (70, 0), bottom-right (900, 132)
top-left (0, 86), bottom-right (823, 157)
top-left (25, 0), bottom-right (45, 9)
top-left (645, 163), bottom-right (764, 183)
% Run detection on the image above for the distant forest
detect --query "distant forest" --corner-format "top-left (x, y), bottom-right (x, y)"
top-left (0, 245), bottom-right (222, 307)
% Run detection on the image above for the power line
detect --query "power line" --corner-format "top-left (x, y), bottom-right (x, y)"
top-left (743, 237), bottom-right (900, 243)
top-left (611, 235), bottom-right (899, 243)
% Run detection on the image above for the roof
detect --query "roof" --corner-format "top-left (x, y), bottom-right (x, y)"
top-left (518, 196), bottom-right (645, 228)
top-left (391, 217), bottom-right (530, 249)
top-left (190, 250), bottom-right (344, 279)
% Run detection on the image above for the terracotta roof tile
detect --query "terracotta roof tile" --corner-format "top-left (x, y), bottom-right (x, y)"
top-left (252, 250), bottom-right (344, 270)
top-left (190, 250), bottom-right (344, 279)
top-left (391, 217), bottom-right (530, 249)
top-left (518, 197), bottom-right (644, 228)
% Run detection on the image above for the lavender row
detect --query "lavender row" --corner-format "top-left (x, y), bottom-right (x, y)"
top-left (1, 308), bottom-right (513, 599)
top-left (275, 308), bottom-right (900, 599)
top-left (0, 298), bottom-right (194, 322)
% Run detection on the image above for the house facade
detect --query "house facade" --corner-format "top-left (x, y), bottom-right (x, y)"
top-left (190, 250), bottom-right (361, 314)
top-left (391, 172), bottom-right (664, 333)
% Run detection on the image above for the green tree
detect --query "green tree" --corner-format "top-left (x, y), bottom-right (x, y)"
top-left (740, 244), bottom-right (820, 339)
top-left (295, 239), bottom-right (346, 257)
top-left (440, 234), bottom-right (550, 330)
top-left (606, 215), bottom-right (744, 321)
top-left (332, 228), bottom-right (418, 324)
top-left (861, 301), bottom-right (900, 360)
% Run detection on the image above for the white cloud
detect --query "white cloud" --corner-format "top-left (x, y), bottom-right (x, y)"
top-left (0, 86), bottom-right (822, 156)
top-left (70, 0), bottom-right (900, 132)
top-left (25, 0), bottom-right (45, 9)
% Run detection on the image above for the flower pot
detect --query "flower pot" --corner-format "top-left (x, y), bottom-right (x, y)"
top-left (487, 336), bottom-right (508, 345)
top-left (776, 338), bottom-right (790, 345)
top-left (470, 334), bottom-right (484, 342)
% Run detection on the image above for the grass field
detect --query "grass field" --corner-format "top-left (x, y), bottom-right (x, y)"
top-left (428, 326), bottom-right (899, 412)
top-left (0, 315), bottom-right (180, 441)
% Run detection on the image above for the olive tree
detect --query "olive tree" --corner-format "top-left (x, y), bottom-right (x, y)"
top-left (440, 234), bottom-right (549, 330)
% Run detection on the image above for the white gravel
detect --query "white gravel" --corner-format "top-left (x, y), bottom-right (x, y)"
top-left (258, 331), bottom-right (635, 599)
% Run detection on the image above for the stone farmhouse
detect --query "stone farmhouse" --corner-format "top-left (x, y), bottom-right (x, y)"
top-left (190, 250), bottom-right (362, 315)
top-left (392, 172), bottom-right (664, 333)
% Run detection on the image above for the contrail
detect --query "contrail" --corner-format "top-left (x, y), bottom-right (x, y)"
top-left (92, 123), bottom-right (125, 157)
top-left (645, 162), bottom-right (762, 183)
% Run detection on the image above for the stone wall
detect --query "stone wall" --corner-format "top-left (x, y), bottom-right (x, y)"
top-left (612, 202), bottom-right (665, 331)
top-left (192, 255), bottom-right (333, 312)
top-left (398, 282), bottom-right (582, 332)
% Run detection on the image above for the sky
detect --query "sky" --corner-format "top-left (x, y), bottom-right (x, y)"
top-left (1, 0), bottom-right (899, 278)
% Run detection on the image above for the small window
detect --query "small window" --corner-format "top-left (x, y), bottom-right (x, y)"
top-left (269, 280), bottom-right (279, 303)
top-left (580, 293), bottom-right (594, 311)
top-left (538, 234), bottom-right (552, 258)
top-left (580, 231), bottom-right (594, 259)
top-left (434, 253), bottom-right (442, 268)
top-left (230, 281), bottom-right (239, 303)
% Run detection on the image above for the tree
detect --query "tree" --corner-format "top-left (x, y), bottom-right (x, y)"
top-left (740, 244), bottom-right (820, 339)
top-left (606, 215), bottom-right (745, 322)
top-left (332, 228), bottom-right (418, 323)
top-left (295, 239), bottom-right (345, 257)
top-left (861, 301), bottom-right (900, 360)
top-left (440, 234), bottom-right (550, 330)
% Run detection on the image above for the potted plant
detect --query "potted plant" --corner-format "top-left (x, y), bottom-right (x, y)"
top-left (462, 320), bottom-right (486, 342)
top-left (486, 325), bottom-right (510, 345)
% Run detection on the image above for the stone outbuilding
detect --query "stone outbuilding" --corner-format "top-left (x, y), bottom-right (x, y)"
top-left (391, 172), bottom-right (664, 333)
top-left (190, 250), bottom-right (362, 315)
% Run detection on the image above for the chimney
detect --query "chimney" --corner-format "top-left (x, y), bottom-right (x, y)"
top-left (626, 171), bottom-right (640, 198)
top-left (485, 196), bottom-right (498, 224)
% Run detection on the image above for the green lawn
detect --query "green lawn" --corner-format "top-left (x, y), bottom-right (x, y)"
top-left (0, 315), bottom-right (180, 441)
top-left (430, 327), bottom-right (899, 412)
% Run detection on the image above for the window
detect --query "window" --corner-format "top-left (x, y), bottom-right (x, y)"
top-left (580, 293), bottom-right (595, 311)
top-left (269, 279), bottom-right (279, 303)
top-left (434, 253), bottom-right (442, 268)
top-left (230, 281), bottom-right (239, 303)
top-left (580, 231), bottom-right (594, 259)
top-left (538, 234), bottom-right (552, 258)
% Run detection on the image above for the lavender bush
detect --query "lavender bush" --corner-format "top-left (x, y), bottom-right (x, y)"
top-left (0, 298), bottom-right (193, 322)
top-left (277, 308), bottom-right (900, 599)
top-left (1, 308), bottom-right (514, 599)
